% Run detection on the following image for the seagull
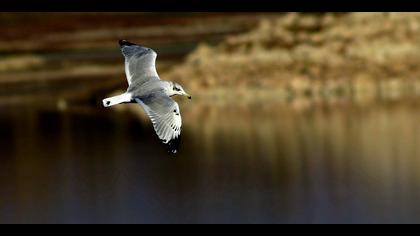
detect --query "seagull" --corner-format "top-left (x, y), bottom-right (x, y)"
top-left (103, 40), bottom-right (191, 154)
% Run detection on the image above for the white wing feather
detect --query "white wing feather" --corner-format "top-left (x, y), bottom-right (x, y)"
top-left (120, 40), bottom-right (159, 86)
top-left (135, 94), bottom-right (182, 153)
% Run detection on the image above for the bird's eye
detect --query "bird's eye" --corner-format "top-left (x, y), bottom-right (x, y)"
top-left (174, 87), bottom-right (180, 91)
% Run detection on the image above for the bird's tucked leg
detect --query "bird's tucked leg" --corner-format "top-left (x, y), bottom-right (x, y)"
top-left (102, 93), bottom-right (132, 107)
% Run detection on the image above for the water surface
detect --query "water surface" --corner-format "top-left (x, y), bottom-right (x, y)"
top-left (1, 98), bottom-right (420, 223)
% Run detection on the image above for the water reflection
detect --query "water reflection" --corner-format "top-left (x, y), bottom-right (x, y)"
top-left (1, 99), bottom-right (420, 223)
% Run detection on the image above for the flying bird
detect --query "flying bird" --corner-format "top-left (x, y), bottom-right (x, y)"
top-left (103, 40), bottom-right (191, 154)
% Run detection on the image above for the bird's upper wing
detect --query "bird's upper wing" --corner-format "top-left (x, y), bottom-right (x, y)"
top-left (119, 40), bottom-right (160, 86)
top-left (135, 93), bottom-right (182, 153)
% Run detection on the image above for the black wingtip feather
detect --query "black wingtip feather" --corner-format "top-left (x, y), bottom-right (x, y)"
top-left (163, 136), bottom-right (181, 154)
top-left (119, 39), bottom-right (136, 47)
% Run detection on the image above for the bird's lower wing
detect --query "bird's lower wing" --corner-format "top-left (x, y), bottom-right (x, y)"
top-left (135, 94), bottom-right (182, 153)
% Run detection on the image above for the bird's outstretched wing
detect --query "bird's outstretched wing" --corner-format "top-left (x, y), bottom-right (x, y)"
top-left (135, 93), bottom-right (182, 154)
top-left (119, 40), bottom-right (160, 87)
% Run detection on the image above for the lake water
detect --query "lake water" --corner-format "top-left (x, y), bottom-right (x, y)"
top-left (1, 98), bottom-right (420, 223)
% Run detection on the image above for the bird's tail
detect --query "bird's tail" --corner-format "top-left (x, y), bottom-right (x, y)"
top-left (102, 93), bottom-right (132, 107)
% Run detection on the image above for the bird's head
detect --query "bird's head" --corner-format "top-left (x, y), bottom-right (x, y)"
top-left (172, 82), bottom-right (191, 99)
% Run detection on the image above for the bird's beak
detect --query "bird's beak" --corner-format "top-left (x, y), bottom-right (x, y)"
top-left (185, 93), bottom-right (192, 99)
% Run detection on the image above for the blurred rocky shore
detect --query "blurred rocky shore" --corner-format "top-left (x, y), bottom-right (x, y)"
top-left (0, 13), bottom-right (271, 105)
top-left (165, 13), bottom-right (420, 101)
top-left (2, 13), bottom-right (420, 105)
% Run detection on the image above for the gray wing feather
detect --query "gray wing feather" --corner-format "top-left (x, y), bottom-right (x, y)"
top-left (120, 42), bottom-right (159, 86)
top-left (135, 93), bottom-right (182, 153)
